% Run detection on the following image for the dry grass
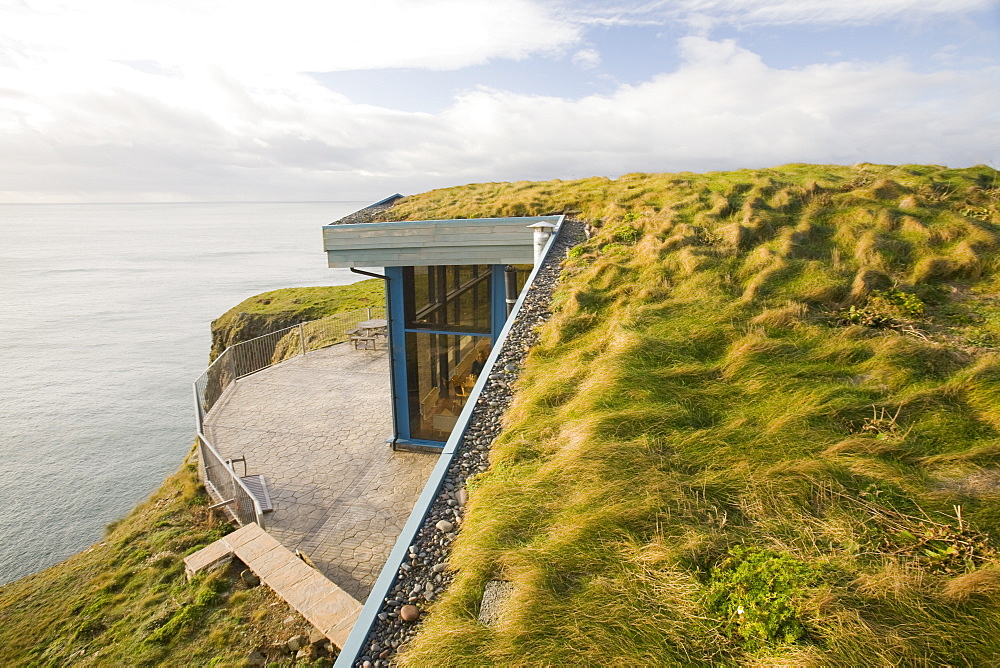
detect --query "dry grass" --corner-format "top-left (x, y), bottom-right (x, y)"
top-left (391, 163), bottom-right (1000, 666)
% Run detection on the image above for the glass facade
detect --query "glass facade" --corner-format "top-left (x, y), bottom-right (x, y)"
top-left (405, 332), bottom-right (492, 441)
top-left (403, 265), bottom-right (492, 333)
top-left (397, 263), bottom-right (533, 444)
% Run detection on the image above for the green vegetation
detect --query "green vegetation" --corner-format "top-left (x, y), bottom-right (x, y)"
top-left (390, 164), bottom-right (1000, 665)
top-left (705, 547), bottom-right (819, 649)
top-left (0, 451), bottom-right (319, 666)
top-left (210, 280), bottom-right (384, 360)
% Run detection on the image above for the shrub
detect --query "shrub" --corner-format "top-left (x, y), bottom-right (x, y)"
top-left (705, 547), bottom-right (818, 650)
top-left (869, 288), bottom-right (925, 318)
top-left (609, 225), bottom-right (641, 245)
top-left (840, 288), bottom-right (925, 328)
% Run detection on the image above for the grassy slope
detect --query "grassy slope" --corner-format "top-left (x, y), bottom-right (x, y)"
top-left (0, 282), bottom-right (379, 666)
top-left (392, 164), bottom-right (1000, 665)
top-left (210, 280), bottom-right (385, 360)
top-left (0, 452), bottom-right (320, 666)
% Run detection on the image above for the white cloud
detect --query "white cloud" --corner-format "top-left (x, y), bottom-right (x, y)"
top-left (563, 0), bottom-right (995, 27)
top-left (0, 0), bottom-right (997, 201)
top-left (430, 37), bottom-right (998, 175)
top-left (2, 33), bottom-right (996, 202)
top-left (0, 0), bottom-right (584, 200)
top-left (572, 48), bottom-right (602, 69)
top-left (2, 0), bottom-right (581, 74)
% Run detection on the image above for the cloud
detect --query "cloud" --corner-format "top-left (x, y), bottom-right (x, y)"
top-left (2, 0), bottom-right (581, 73)
top-left (431, 37), bottom-right (998, 175)
top-left (572, 48), bottom-right (602, 69)
top-left (1, 0), bottom-right (997, 201)
top-left (710, 0), bottom-right (994, 25)
top-left (563, 0), bottom-right (995, 27)
top-left (2, 33), bottom-right (996, 202)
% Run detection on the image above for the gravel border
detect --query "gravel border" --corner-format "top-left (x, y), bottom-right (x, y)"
top-left (351, 221), bottom-right (586, 667)
top-left (330, 195), bottom-right (403, 226)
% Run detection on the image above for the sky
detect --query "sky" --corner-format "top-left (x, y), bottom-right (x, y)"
top-left (1, 0), bottom-right (998, 202)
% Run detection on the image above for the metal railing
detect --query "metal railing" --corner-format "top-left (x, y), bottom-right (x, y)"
top-left (193, 306), bottom-right (386, 429)
top-left (192, 305), bottom-right (385, 528)
top-left (197, 433), bottom-right (265, 528)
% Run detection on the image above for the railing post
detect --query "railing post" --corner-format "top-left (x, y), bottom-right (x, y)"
top-left (299, 322), bottom-right (307, 356)
top-left (367, 307), bottom-right (372, 319)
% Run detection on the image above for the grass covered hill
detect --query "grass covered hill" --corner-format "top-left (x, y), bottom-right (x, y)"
top-left (391, 164), bottom-right (1000, 665)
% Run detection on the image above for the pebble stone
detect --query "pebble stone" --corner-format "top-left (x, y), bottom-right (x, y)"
top-left (354, 221), bottom-right (585, 666)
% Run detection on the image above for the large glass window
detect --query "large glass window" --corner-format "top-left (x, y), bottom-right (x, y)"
top-left (403, 265), bottom-right (491, 333)
top-left (405, 333), bottom-right (491, 441)
top-left (398, 263), bottom-right (532, 443)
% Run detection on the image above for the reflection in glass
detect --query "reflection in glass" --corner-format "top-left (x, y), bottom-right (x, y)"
top-left (403, 265), bottom-right (491, 333)
top-left (399, 263), bottom-right (534, 442)
top-left (405, 332), bottom-right (491, 441)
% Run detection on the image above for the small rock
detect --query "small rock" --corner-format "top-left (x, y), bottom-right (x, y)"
top-left (400, 604), bottom-right (420, 622)
top-left (308, 628), bottom-right (326, 645)
top-left (286, 634), bottom-right (308, 652)
top-left (432, 562), bottom-right (447, 573)
top-left (246, 650), bottom-right (266, 667)
top-left (436, 519), bottom-right (454, 532)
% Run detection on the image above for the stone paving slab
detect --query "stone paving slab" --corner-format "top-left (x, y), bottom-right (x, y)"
top-left (184, 523), bottom-right (363, 648)
top-left (203, 343), bottom-right (437, 601)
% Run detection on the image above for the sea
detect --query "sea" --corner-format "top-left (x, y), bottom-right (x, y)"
top-left (0, 201), bottom-right (368, 585)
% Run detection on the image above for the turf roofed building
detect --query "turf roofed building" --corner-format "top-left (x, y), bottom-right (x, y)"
top-left (324, 196), bottom-right (562, 450)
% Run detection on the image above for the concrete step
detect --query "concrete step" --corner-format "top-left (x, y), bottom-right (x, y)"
top-left (184, 523), bottom-right (362, 648)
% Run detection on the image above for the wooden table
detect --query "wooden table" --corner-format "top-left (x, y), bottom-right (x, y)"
top-left (357, 318), bottom-right (388, 334)
top-left (351, 319), bottom-right (388, 349)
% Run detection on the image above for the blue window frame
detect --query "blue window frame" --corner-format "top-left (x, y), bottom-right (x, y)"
top-left (384, 264), bottom-right (527, 448)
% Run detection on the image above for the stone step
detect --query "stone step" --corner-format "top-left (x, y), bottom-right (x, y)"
top-left (183, 523), bottom-right (362, 648)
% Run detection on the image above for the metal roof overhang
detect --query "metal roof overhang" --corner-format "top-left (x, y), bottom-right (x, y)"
top-left (322, 215), bottom-right (563, 268)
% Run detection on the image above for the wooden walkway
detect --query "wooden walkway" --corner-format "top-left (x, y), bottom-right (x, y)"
top-left (184, 524), bottom-right (361, 647)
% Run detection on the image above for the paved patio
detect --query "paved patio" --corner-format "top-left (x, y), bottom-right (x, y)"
top-left (203, 343), bottom-right (437, 601)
